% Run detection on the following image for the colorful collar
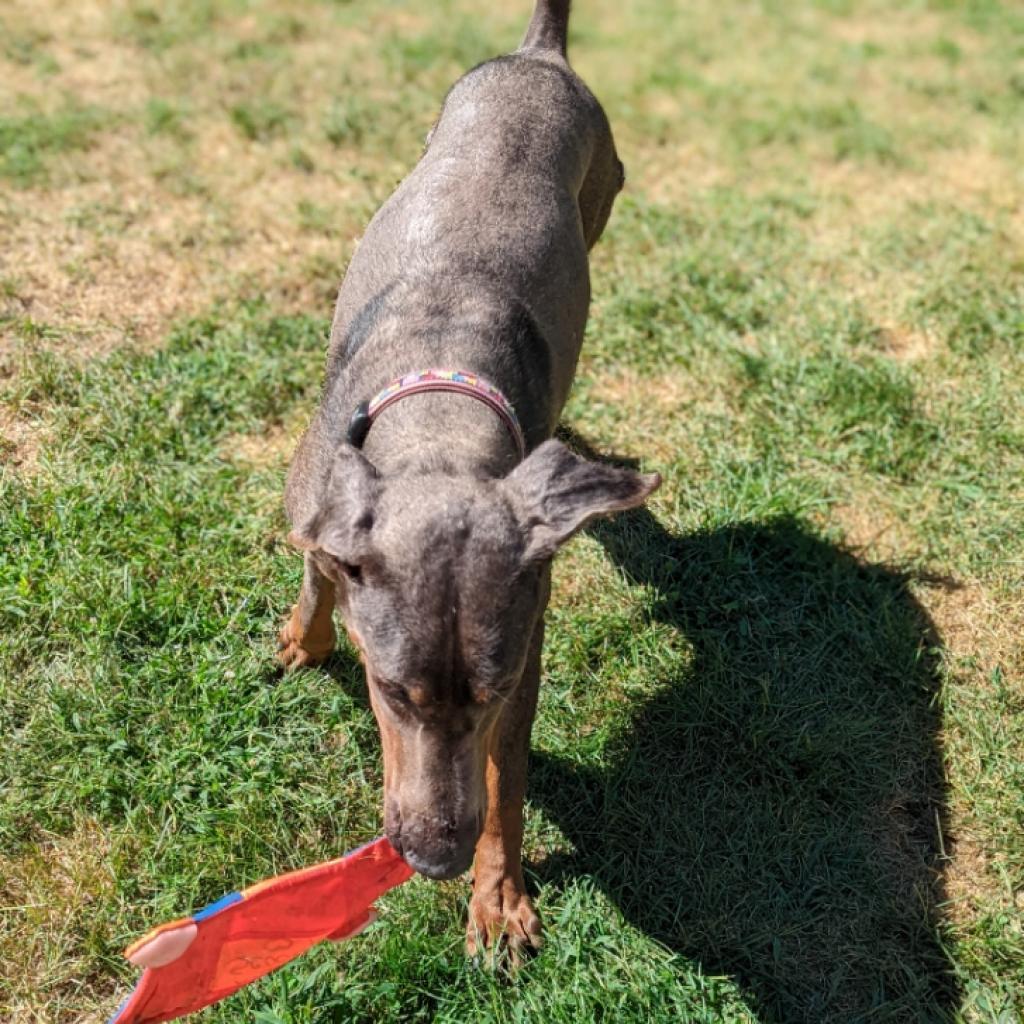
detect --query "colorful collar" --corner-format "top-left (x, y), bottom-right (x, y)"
top-left (346, 369), bottom-right (526, 462)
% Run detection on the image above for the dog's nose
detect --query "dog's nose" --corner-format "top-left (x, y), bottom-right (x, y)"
top-left (388, 814), bottom-right (479, 881)
top-left (402, 846), bottom-right (474, 881)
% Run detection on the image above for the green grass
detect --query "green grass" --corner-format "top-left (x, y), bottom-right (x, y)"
top-left (0, 101), bottom-right (108, 185)
top-left (2, 1), bottom-right (1024, 1022)
top-left (144, 98), bottom-right (191, 140)
top-left (230, 101), bottom-right (293, 142)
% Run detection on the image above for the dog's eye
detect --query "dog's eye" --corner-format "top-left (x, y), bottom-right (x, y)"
top-left (375, 679), bottom-right (410, 706)
top-left (341, 562), bottom-right (362, 582)
top-left (328, 557), bottom-right (361, 582)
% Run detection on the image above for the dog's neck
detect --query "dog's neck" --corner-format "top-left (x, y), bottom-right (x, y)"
top-left (362, 391), bottom-right (521, 479)
top-left (322, 275), bottom-right (560, 480)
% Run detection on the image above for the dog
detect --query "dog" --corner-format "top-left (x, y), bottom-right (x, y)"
top-left (278, 0), bottom-right (660, 960)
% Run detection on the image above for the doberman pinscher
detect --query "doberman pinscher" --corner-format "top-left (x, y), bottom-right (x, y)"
top-left (279, 0), bottom-right (659, 960)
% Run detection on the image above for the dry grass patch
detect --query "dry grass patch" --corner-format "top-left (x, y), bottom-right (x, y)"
top-left (0, 405), bottom-right (45, 472)
top-left (2, 170), bottom-right (211, 359)
top-left (923, 581), bottom-right (1024, 929)
top-left (944, 830), bottom-right (1004, 929)
top-left (0, 124), bottom-right (363, 361)
top-left (933, 145), bottom-right (1024, 211)
top-left (810, 151), bottom-right (1024, 237)
top-left (585, 367), bottom-right (717, 414)
top-left (927, 582), bottom-right (1023, 681)
top-left (828, 491), bottom-right (926, 566)
top-left (577, 367), bottom-right (733, 463)
top-left (875, 324), bottom-right (937, 363)
top-left (828, 9), bottom-right (952, 48)
top-left (0, 818), bottom-right (120, 1024)
top-left (628, 139), bottom-right (727, 208)
top-left (0, 0), bottom-right (409, 366)
top-left (798, 149), bottom-right (1022, 348)
top-left (1, 0), bottom-right (148, 110)
top-left (220, 408), bottom-right (308, 470)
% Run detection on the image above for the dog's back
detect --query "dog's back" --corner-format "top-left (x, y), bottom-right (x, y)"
top-left (321, 2), bottom-right (624, 433)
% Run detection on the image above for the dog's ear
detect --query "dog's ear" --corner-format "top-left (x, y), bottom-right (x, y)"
top-left (502, 439), bottom-right (661, 563)
top-left (287, 445), bottom-right (380, 558)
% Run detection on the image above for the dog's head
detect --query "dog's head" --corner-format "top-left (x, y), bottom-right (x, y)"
top-left (290, 439), bottom-right (659, 878)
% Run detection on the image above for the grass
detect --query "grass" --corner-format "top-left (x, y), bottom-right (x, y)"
top-left (1, 1), bottom-right (1023, 1022)
top-left (0, 101), bottom-right (108, 185)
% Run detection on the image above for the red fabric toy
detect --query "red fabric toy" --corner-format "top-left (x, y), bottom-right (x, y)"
top-left (110, 838), bottom-right (413, 1024)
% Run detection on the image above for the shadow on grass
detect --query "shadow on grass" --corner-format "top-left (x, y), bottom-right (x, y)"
top-left (531, 429), bottom-right (958, 1022)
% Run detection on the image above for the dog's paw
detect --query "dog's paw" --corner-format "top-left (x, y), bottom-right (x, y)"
top-left (276, 605), bottom-right (335, 670)
top-left (465, 879), bottom-right (543, 969)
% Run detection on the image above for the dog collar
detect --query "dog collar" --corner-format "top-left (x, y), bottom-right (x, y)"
top-left (347, 369), bottom-right (526, 462)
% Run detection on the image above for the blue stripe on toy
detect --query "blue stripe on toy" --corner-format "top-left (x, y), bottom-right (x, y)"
top-left (108, 995), bottom-right (129, 1023)
top-left (193, 890), bottom-right (243, 921)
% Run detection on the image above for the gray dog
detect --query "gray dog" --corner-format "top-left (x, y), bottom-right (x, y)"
top-left (279, 0), bottom-right (660, 959)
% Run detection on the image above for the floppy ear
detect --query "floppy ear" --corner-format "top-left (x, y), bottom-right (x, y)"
top-left (503, 439), bottom-right (661, 563)
top-left (287, 444), bottom-right (380, 558)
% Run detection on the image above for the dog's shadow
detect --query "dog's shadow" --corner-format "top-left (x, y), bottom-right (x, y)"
top-left (529, 430), bottom-right (958, 1021)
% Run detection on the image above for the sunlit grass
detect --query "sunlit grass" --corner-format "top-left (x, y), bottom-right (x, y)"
top-left (2, 1), bottom-right (1022, 1022)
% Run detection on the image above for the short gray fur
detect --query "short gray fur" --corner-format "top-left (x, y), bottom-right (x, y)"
top-left (280, 0), bottom-right (660, 905)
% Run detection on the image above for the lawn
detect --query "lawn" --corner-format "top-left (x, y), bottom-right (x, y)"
top-left (1, 1), bottom-right (1022, 1022)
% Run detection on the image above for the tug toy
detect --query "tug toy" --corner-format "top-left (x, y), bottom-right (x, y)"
top-left (110, 838), bottom-right (412, 1024)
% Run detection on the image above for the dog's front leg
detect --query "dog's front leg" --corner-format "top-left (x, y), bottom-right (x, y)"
top-left (466, 595), bottom-right (547, 964)
top-left (277, 553), bottom-right (337, 669)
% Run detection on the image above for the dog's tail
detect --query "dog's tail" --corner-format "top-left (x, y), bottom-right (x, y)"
top-left (520, 0), bottom-right (571, 58)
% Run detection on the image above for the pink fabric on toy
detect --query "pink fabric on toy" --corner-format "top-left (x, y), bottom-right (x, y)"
top-left (127, 923), bottom-right (198, 968)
